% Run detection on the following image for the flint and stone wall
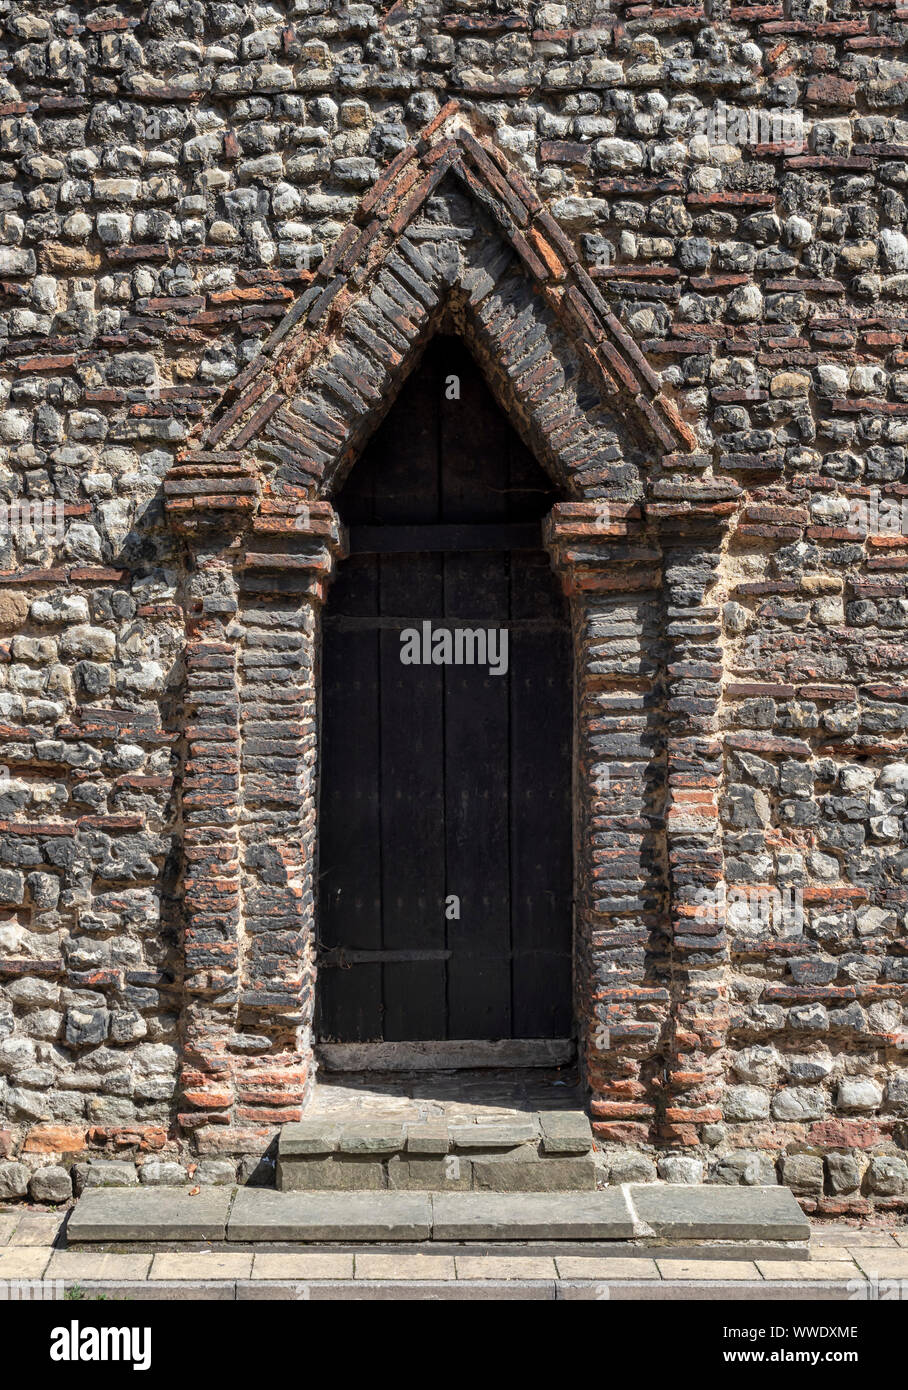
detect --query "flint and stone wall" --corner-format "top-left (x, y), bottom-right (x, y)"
top-left (0, 0), bottom-right (906, 1215)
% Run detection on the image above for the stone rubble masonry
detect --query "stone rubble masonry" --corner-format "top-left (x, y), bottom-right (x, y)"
top-left (0, 0), bottom-right (906, 1215)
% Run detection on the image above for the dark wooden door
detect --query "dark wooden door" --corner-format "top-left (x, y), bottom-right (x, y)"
top-left (317, 337), bottom-right (573, 1042)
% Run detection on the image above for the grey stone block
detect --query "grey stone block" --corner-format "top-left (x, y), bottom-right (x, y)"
top-left (277, 1156), bottom-right (385, 1191)
top-left (139, 1160), bottom-right (190, 1186)
top-left (388, 1155), bottom-right (470, 1191)
top-left (194, 1160), bottom-right (238, 1186)
top-left (430, 1190), bottom-right (636, 1240)
top-left (450, 1121), bottom-right (538, 1149)
top-left (338, 1123), bottom-right (405, 1154)
top-left (629, 1184), bottom-right (810, 1241)
top-left (278, 1121), bottom-right (341, 1156)
top-left (472, 1155), bottom-right (597, 1192)
top-left (228, 1189), bottom-right (432, 1242)
top-left (538, 1110), bottom-right (593, 1154)
top-left (405, 1123), bottom-right (450, 1154)
top-left (66, 1187), bottom-right (233, 1243)
top-left (79, 1160), bottom-right (140, 1190)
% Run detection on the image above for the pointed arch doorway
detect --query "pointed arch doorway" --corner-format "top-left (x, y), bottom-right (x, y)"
top-left (317, 336), bottom-right (574, 1060)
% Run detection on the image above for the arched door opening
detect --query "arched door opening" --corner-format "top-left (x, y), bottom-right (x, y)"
top-left (317, 336), bottom-right (573, 1060)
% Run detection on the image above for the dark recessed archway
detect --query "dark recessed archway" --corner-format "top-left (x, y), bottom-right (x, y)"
top-left (317, 337), bottom-right (574, 1051)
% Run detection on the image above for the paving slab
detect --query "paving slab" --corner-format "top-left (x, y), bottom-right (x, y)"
top-left (0, 1247), bottom-right (52, 1278)
top-left (756, 1260), bottom-right (859, 1281)
top-left (849, 1251), bottom-right (908, 1278)
top-left (455, 1255), bottom-right (558, 1280)
top-left (228, 1189), bottom-right (432, 1242)
top-left (554, 1255), bottom-right (660, 1280)
top-left (804, 1242), bottom-right (855, 1260)
top-left (811, 1229), bottom-right (898, 1248)
top-left (47, 1252), bottom-right (154, 1281)
top-left (67, 1187), bottom-right (233, 1243)
top-left (0, 1212), bottom-right (18, 1246)
top-left (252, 1252), bottom-right (354, 1280)
top-left (151, 1252), bottom-right (253, 1280)
top-left (9, 1213), bottom-right (65, 1246)
top-left (656, 1259), bottom-right (761, 1280)
top-left (355, 1252), bottom-right (456, 1280)
top-left (630, 1184), bottom-right (810, 1241)
top-left (430, 1190), bottom-right (635, 1241)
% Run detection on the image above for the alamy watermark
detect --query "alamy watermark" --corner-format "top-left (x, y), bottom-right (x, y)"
top-left (0, 499), bottom-right (65, 544)
top-left (691, 101), bottom-right (805, 152)
top-left (0, 1278), bottom-right (63, 1300)
top-left (694, 881), bottom-right (805, 935)
top-left (399, 622), bottom-right (509, 677)
top-left (848, 490), bottom-right (908, 537)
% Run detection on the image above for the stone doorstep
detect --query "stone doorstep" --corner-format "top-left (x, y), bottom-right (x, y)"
top-left (64, 1184), bottom-right (811, 1247)
top-left (277, 1110), bottom-right (597, 1193)
top-left (276, 1151), bottom-right (598, 1193)
top-left (277, 1109), bottom-right (593, 1160)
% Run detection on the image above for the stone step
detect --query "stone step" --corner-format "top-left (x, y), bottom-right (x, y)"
top-left (66, 1184), bottom-right (810, 1247)
top-left (276, 1109), bottom-right (595, 1192)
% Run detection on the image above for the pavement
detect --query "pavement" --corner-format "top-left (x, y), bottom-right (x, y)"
top-left (1, 1205), bottom-right (907, 1300)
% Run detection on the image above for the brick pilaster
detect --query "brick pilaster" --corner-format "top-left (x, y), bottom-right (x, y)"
top-left (545, 501), bottom-right (669, 1145)
top-left (650, 500), bottom-right (735, 1146)
top-left (230, 500), bottom-right (346, 1132)
top-left (178, 554), bottom-right (243, 1133)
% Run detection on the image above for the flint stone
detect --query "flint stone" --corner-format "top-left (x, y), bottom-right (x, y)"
top-left (0, 1161), bottom-right (29, 1199)
top-left (781, 1154), bottom-right (824, 1198)
top-left (29, 1165), bottom-right (72, 1203)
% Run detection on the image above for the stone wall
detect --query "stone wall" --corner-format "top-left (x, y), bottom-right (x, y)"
top-left (0, 0), bottom-right (906, 1216)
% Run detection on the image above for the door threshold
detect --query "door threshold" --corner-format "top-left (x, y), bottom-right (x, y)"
top-left (316, 1040), bottom-right (576, 1072)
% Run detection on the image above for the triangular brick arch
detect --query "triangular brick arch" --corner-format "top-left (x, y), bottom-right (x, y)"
top-left (164, 103), bottom-right (698, 536)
